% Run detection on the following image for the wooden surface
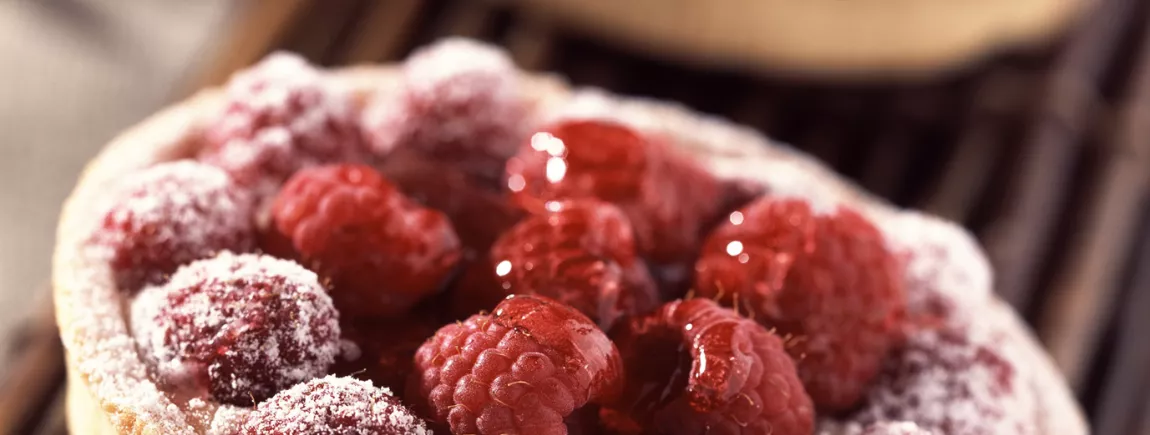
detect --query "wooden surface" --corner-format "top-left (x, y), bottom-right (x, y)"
top-left (10, 0), bottom-right (1150, 432)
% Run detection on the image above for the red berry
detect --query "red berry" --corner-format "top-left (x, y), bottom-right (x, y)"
top-left (453, 199), bottom-right (659, 330)
top-left (363, 38), bottom-right (527, 184)
top-left (331, 315), bottom-right (440, 394)
top-left (270, 163), bottom-right (462, 318)
top-left (411, 295), bottom-right (624, 435)
top-left (130, 253), bottom-right (340, 405)
top-left (377, 148), bottom-right (525, 252)
top-left (861, 422), bottom-right (933, 435)
top-left (94, 160), bottom-right (256, 292)
top-left (505, 120), bottom-right (724, 264)
top-left (842, 323), bottom-right (1036, 435)
top-left (242, 376), bottom-right (431, 434)
top-left (693, 197), bottom-right (906, 411)
top-left (201, 52), bottom-right (368, 195)
top-left (602, 298), bottom-right (814, 435)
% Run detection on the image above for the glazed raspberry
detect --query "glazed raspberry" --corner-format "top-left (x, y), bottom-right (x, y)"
top-left (331, 315), bottom-right (440, 394)
top-left (602, 298), bottom-right (814, 435)
top-left (505, 120), bottom-right (724, 264)
top-left (201, 52), bottom-right (367, 195)
top-left (860, 422), bottom-right (933, 435)
top-left (378, 148), bottom-right (525, 252)
top-left (363, 38), bottom-right (527, 184)
top-left (130, 253), bottom-right (340, 406)
top-left (94, 160), bottom-right (255, 292)
top-left (453, 199), bottom-right (659, 330)
top-left (694, 197), bottom-right (906, 411)
top-left (842, 323), bottom-right (1037, 435)
top-left (270, 163), bottom-right (462, 318)
top-left (242, 376), bottom-right (431, 434)
top-left (411, 295), bottom-right (624, 435)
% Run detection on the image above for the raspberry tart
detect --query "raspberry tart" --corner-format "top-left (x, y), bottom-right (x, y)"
top-left (54, 39), bottom-right (1088, 434)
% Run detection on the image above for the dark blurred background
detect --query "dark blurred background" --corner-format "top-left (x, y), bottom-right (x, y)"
top-left (2, 0), bottom-right (1149, 433)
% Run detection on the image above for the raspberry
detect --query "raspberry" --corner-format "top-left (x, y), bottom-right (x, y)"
top-left (842, 323), bottom-right (1037, 435)
top-left (201, 52), bottom-right (367, 195)
top-left (602, 298), bottom-right (814, 435)
top-left (505, 120), bottom-right (724, 264)
top-left (377, 148), bottom-right (525, 252)
top-left (270, 163), bottom-right (462, 318)
top-left (452, 199), bottom-right (659, 330)
top-left (693, 197), bottom-right (906, 411)
top-left (861, 422), bottom-right (933, 435)
top-left (242, 376), bottom-right (431, 434)
top-left (331, 315), bottom-right (440, 394)
top-left (411, 295), bottom-right (624, 435)
top-left (93, 160), bottom-right (256, 292)
top-left (130, 253), bottom-right (340, 405)
top-left (363, 38), bottom-right (527, 184)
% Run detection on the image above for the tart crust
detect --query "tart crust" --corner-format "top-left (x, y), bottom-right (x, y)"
top-left (53, 67), bottom-right (1088, 434)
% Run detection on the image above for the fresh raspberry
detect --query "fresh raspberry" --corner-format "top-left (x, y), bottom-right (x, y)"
top-left (377, 148), bottom-right (525, 252)
top-left (860, 422), bottom-right (933, 435)
top-left (602, 298), bottom-right (814, 435)
top-left (242, 376), bottom-right (431, 434)
top-left (693, 197), bottom-right (906, 411)
top-left (452, 199), bottom-right (659, 330)
top-left (331, 315), bottom-right (440, 394)
top-left (93, 160), bottom-right (256, 292)
top-left (842, 323), bottom-right (1037, 435)
top-left (363, 38), bottom-right (527, 184)
top-left (270, 163), bottom-right (462, 318)
top-left (130, 253), bottom-right (340, 406)
top-left (410, 295), bottom-right (624, 435)
top-left (201, 52), bottom-right (368, 196)
top-left (505, 120), bottom-right (724, 264)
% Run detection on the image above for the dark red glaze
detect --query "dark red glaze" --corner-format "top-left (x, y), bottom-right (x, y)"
top-left (694, 197), bottom-right (906, 411)
top-left (452, 199), bottom-right (659, 330)
top-left (604, 298), bottom-right (814, 435)
top-left (505, 120), bottom-right (725, 264)
top-left (377, 148), bottom-right (524, 252)
top-left (331, 315), bottom-right (440, 394)
top-left (270, 163), bottom-right (462, 318)
top-left (410, 295), bottom-right (624, 434)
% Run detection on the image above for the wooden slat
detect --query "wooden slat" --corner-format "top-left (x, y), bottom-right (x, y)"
top-left (190, 0), bottom-right (312, 91)
top-left (1039, 10), bottom-right (1150, 385)
top-left (0, 294), bottom-right (65, 435)
top-left (433, 0), bottom-right (496, 39)
top-left (280, 0), bottom-right (367, 64)
top-left (503, 15), bottom-right (557, 71)
top-left (981, 0), bottom-right (1139, 310)
top-left (339, 0), bottom-right (427, 64)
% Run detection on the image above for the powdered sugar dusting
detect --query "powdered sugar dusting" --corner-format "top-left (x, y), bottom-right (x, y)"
top-left (130, 252), bottom-right (340, 406)
top-left (201, 51), bottom-right (368, 197)
top-left (860, 421), bottom-right (934, 434)
top-left (878, 211), bottom-right (992, 323)
top-left (240, 375), bottom-right (430, 435)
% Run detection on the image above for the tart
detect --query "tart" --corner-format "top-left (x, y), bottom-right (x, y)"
top-left (54, 39), bottom-right (1088, 434)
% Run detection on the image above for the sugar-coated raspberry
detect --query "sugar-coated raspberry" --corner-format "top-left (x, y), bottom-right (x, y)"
top-left (94, 160), bottom-right (256, 292)
top-left (377, 148), bottom-right (525, 252)
top-left (201, 52), bottom-right (368, 195)
top-left (331, 315), bottom-right (440, 394)
top-left (841, 323), bottom-right (1037, 435)
top-left (270, 163), bottom-right (462, 318)
top-left (602, 298), bottom-right (814, 435)
top-left (505, 120), bottom-right (724, 264)
top-left (130, 252), bottom-right (340, 406)
top-left (363, 38), bottom-right (527, 184)
top-left (693, 197), bottom-right (906, 411)
top-left (411, 295), bottom-right (624, 435)
top-left (453, 199), bottom-right (659, 330)
top-left (241, 376), bottom-right (431, 434)
top-left (860, 422), bottom-right (933, 435)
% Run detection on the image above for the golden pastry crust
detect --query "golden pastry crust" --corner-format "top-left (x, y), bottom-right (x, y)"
top-left (53, 66), bottom-right (1088, 434)
top-left (514, 0), bottom-right (1091, 76)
